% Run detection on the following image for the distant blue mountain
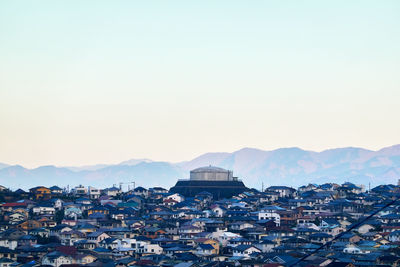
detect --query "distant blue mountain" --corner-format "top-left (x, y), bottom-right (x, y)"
top-left (1, 145), bottom-right (400, 190)
top-left (0, 161), bottom-right (183, 190)
top-left (178, 145), bottom-right (400, 188)
top-left (0, 163), bottom-right (9, 170)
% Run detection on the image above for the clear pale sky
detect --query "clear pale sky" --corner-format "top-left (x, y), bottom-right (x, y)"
top-left (1, 1), bottom-right (399, 168)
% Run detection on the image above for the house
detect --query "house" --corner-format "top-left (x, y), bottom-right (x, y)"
top-left (14, 189), bottom-right (29, 198)
top-left (1, 202), bottom-right (28, 212)
top-left (322, 225), bottom-right (345, 236)
top-left (41, 251), bottom-right (73, 267)
top-left (18, 234), bottom-right (37, 246)
top-left (254, 239), bottom-right (275, 253)
top-left (229, 221), bottom-right (254, 231)
top-left (87, 231), bottom-right (111, 244)
top-left (75, 254), bottom-right (97, 265)
top-left (17, 219), bottom-right (41, 231)
top-left (88, 186), bottom-right (101, 199)
top-left (228, 237), bottom-right (252, 247)
top-left (8, 212), bottom-right (27, 224)
top-left (309, 232), bottom-right (332, 244)
top-left (0, 257), bottom-right (16, 267)
top-left (144, 243), bottom-right (163, 255)
top-left (388, 230), bottom-right (400, 242)
top-left (29, 227), bottom-right (50, 238)
top-left (99, 237), bottom-right (120, 250)
top-left (216, 231), bottom-right (241, 246)
top-left (0, 238), bottom-right (18, 250)
top-left (266, 186), bottom-right (296, 198)
top-left (211, 206), bottom-right (227, 218)
top-left (50, 224), bottom-right (73, 236)
top-left (298, 184), bottom-right (318, 193)
top-left (165, 193), bottom-right (185, 203)
top-left (1, 177), bottom-right (400, 265)
top-left (143, 227), bottom-right (167, 239)
top-left (150, 187), bottom-right (168, 194)
top-left (0, 247), bottom-right (17, 260)
top-left (343, 244), bottom-right (362, 254)
top-left (356, 223), bottom-right (375, 234)
top-left (29, 186), bottom-right (51, 200)
top-left (60, 230), bottom-right (86, 246)
top-left (0, 229), bottom-right (26, 241)
top-left (72, 185), bottom-right (88, 196)
top-left (49, 186), bottom-right (63, 195)
top-left (133, 186), bottom-right (149, 198)
top-left (179, 225), bottom-right (202, 240)
top-left (320, 218), bottom-right (340, 228)
top-left (196, 243), bottom-right (217, 257)
top-left (64, 207), bottom-right (82, 219)
top-left (258, 206), bottom-right (285, 226)
top-left (163, 198), bottom-right (178, 206)
top-left (103, 186), bottom-right (121, 197)
top-left (32, 204), bottom-right (56, 216)
top-left (87, 206), bottom-right (110, 216)
top-left (232, 245), bottom-right (261, 258)
top-left (195, 238), bottom-right (220, 254)
top-left (50, 198), bottom-right (64, 210)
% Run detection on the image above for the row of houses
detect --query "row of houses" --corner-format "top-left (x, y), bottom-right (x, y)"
top-left (0, 182), bottom-right (399, 266)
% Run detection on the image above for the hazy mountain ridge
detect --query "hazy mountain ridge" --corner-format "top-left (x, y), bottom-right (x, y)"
top-left (0, 163), bottom-right (10, 170)
top-left (1, 145), bottom-right (400, 190)
top-left (0, 161), bottom-right (183, 190)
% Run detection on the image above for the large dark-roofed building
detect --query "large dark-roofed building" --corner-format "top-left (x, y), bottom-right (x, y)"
top-left (169, 166), bottom-right (247, 199)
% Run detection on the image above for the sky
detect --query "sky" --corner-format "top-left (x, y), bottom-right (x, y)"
top-left (1, 1), bottom-right (400, 168)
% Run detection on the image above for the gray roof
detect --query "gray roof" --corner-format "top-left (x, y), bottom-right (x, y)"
top-left (191, 166), bottom-right (228, 173)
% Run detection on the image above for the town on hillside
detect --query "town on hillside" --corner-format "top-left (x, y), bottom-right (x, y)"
top-left (0, 168), bottom-right (400, 267)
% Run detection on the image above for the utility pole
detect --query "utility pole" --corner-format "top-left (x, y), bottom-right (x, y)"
top-left (262, 182), bottom-right (264, 192)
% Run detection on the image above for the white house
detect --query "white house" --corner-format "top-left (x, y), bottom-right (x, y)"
top-left (165, 193), bottom-right (185, 203)
top-left (32, 206), bottom-right (55, 216)
top-left (258, 206), bottom-right (285, 226)
top-left (343, 245), bottom-right (362, 254)
top-left (232, 245), bottom-right (261, 258)
top-left (88, 187), bottom-right (101, 199)
top-left (266, 186), bottom-right (296, 198)
top-left (0, 239), bottom-right (18, 250)
top-left (145, 243), bottom-right (163, 254)
top-left (72, 185), bottom-right (87, 196)
top-left (214, 231), bottom-right (241, 246)
top-left (211, 206), bottom-right (227, 218)
top-left (41, 252), bottom-right (73, 267)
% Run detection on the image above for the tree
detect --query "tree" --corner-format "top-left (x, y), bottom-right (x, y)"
top-left (55, 209), bottom-right (64, 224)
top-left (314, 217), bottom-right (321, 226)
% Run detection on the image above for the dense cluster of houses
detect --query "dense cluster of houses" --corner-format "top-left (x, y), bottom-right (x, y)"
top-left (0, 181), bottom-right (400, 267)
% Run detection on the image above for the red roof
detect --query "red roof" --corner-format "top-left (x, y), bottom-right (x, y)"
top-left (163, 199), bottom-right (178, 203)
top-left (56, 245), bottom-right (77, 256)
top-left (2, 202), bottom-right (27, 207)
top-left (136, 260), bottom-right (155, 266)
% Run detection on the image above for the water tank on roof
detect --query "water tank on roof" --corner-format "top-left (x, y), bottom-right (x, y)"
top-left (190, 166), bottom-right (233, 181)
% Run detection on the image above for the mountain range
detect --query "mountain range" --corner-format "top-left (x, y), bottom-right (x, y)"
top-left (1, 145), bottom-right (400, 190)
